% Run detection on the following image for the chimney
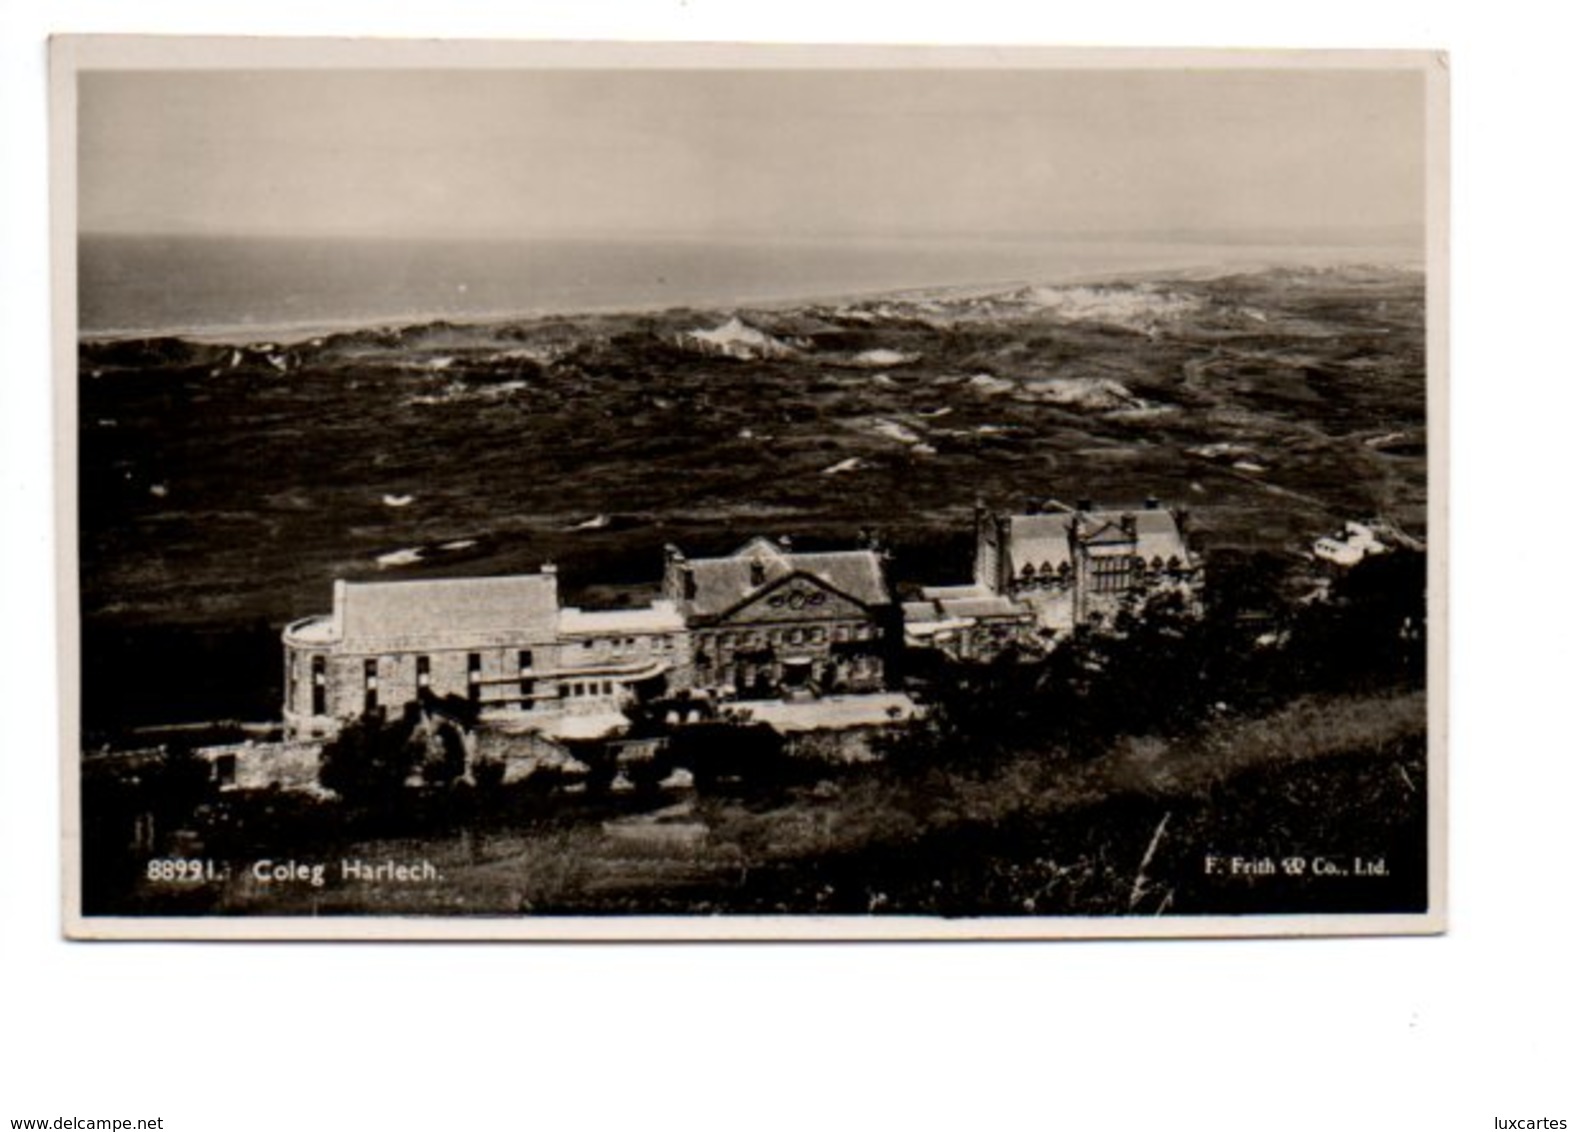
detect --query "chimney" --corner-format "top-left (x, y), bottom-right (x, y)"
top-left (664, 543), bottom-right (685, 565)
top-left (1144, 494), bottom-right (1160, 511)
top-left (1120, 513), bottom-right (1137, 536)
top-left (778, 534), bottom-right (793, 551)
top-left (540, 561), bottom-right (557, 576)
top-left (1076, 498), bottom-right (1093, 513)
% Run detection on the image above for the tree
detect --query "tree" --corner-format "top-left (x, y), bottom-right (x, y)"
top-left (318, 708), bottom-right (424, 808)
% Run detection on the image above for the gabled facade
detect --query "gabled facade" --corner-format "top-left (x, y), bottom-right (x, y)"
top-left (973, 496), bottom-right (1199, 631)
top-left (662, 538), bottom-right (896, 696)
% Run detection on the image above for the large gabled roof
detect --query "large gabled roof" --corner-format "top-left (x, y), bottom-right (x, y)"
top-left (677, 539), bottom-right (892, 619)
top-left (1002, 506), bottom-right (1190, 573)
top-left (335, 572), bottom-right (560, 650)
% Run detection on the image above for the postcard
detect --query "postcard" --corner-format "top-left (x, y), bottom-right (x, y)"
top-left (54, 36), bottom-right (1447, 939)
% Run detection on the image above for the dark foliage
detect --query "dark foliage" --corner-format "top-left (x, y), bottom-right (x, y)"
top-left (883, 549), bottom-right (1425, 777)
top-left (80, 742), bottom-right (217, 914)
top-left (318, 707), bottom-right (423, 809)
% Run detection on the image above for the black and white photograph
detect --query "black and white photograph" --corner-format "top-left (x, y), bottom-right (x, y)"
top-left (56, 38), bottom-right (1446, 938)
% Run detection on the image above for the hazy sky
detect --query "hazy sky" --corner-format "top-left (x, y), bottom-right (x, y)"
top-left (78, 67), bottom-right (1425, 241)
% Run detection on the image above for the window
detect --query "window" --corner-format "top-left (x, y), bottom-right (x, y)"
top-left (364, 658), bottom-right (379, 714)
top-left (519, 679), bottom-right (535, 710)
top-left (519, 649), bottom-right (533, 672)
top-left (1093, 556), bottom-right (1130, 594)
top-left (467, 653), bottom-right (482, 702)
top-left (416, 655), bottom-right (431, 689)
top-left (214, 754), bottom-right (237, 788)
top-left (311, 655), bottom-right (326, 716)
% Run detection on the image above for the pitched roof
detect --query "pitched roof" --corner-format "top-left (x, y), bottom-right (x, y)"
top-left (1005, 513), bottom-right (1076, 574)
top-left (335, 573), bottom-right (560, 650)
top-left (906, 586), bottom-right (1028, 627)
top-left (1122, 510), bottom-right (1192, 562)
top-left (1003, 507), bottom-right (1189, 572)
top-left (676, 542), bottom-right (892, 619)
top-left (934, 594), bottom-right (1030, 620)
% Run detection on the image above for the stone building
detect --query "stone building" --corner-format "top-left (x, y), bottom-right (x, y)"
top-left (901, 586), bottom-right (1037, 660)
top-left (282, 569), bottom-right (687, 741)
top-left (661, 537), bottom-right (897, 697)
top-left (972, 496), bottom-right (1199, 632)
top-left (279, 502), bottom-right (1192, 742)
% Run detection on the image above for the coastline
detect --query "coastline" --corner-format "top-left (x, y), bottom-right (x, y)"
top-left (76, 243), bottom-right (1423, 347)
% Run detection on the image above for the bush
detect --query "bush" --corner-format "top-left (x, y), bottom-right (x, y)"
top-left (318, 708), bottom-right (423, 807)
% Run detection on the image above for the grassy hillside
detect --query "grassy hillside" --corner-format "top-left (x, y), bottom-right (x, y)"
top-left (76, 265), bottom-right (1425, 737)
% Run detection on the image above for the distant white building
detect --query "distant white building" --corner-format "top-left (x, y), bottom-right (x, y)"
top-left (1312, 521), bottom-right (1388, 567)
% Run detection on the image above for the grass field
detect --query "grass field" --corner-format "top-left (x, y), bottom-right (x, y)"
top-left (77, 264), bottom-right (1425, 738)
top-left (104, 688), bottom-right (1424, 918)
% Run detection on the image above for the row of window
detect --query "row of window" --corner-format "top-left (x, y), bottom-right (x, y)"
top-left (298, 647), bottom-right (631, 717)
top-left (299, 616), bottom-right (875, 705)
top-left (701, 623), bottom-right (876, 650)
top-left (1016, 554), bottom-right (1188, 578)
top-left (565, 679), bottom-right (618, 699)
top-left (1090, 558), bottom-right (1135, 595)
top-left (578, 634), bottom-right (676, 652)
top-left (1009, 556), bottom-right (1191, 596)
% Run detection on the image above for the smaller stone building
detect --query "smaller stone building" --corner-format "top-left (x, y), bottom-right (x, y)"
top-left (902, 586), bottom-right (1037, 660)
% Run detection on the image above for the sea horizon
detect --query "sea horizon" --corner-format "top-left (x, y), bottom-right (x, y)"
top-left (78, 231), bottom-right (1423, 344)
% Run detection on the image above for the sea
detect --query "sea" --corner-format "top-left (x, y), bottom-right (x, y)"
top-left (78, 233), bottom-right (1420, 342)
